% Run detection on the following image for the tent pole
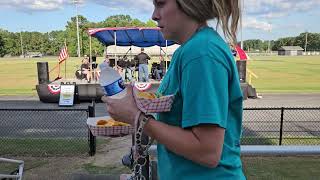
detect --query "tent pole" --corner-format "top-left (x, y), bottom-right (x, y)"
top-left (114, 31), bottom-right (117, 67)
top-left (130, 45), bottom-right (135, 80)
top-left (130, 46), bottom-right (132, 61)
top-left (91, 36), bottom-right (96, 81)
top-left (165, 40), bottom-right (168, 73)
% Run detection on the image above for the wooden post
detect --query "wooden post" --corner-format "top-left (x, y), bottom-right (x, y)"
top-left (88, 105), bottom-right (96, 156)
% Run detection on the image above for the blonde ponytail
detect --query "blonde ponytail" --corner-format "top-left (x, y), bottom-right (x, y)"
top-left (176, 0), bottom-right (240, 44)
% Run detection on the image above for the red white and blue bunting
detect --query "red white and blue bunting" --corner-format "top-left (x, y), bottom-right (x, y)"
top-left (47, 84), bottom-right (61, 95)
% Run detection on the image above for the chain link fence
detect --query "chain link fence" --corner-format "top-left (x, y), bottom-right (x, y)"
top-left (0, 108), bottom-right (90, 156)
top-left (0, 107), bottom-right (319, 158)
top-left (242, 107), bottom-right (320, 145)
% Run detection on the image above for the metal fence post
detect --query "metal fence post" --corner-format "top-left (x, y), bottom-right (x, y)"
top-left (279, 107), bottom-right (284, 145)
top-left (88, 104), bottom-right (96, 156)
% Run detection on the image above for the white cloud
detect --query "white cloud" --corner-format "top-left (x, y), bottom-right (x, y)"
top-left (245, 0), bottom-right (320, 18)
top-left (0, 0), bottom-right (86, 12)
top-left (1, 0), bottom-right (318, 31)
top-left (262, 12), bottom-right (287, 18)
top-left (91, 0), bottom-right (153, 15)
top-left (0, 0), bottom-right (153, 14)
top-left (242, 0), bottom-right (320, 33)
top-left (275, 23), bottom-right (303, 31)
top-left (243, 17), bottom-right (272, 31)
top-left (2, 0), bottom-right (319, 18)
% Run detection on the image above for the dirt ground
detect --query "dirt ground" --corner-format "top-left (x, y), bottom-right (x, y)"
top-left (1, 93), bottom-right (320, 179)
top-left (9, 136), bottom-right (132, 180)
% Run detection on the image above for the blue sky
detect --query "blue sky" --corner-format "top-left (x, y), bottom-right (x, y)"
top-left (0, 0), bottom-right (319, 41)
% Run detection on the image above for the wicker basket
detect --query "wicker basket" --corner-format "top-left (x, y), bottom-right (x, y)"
top-left (133, 88), bottom-right (175, 113)
top-left (87, 116), bottom-right (134, 137)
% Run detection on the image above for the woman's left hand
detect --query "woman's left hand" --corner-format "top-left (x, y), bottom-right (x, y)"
top-left (101, 85), bottom-right (140, 126)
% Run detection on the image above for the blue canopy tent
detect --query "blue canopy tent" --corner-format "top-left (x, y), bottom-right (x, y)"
top-left (87, 27), bottom-right (176, 72)
top-left (87, 27), bottom-right (176, 47)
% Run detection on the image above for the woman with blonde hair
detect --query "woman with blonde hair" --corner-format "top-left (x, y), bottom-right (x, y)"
top-left (103, 0), bottom-right (246, 179)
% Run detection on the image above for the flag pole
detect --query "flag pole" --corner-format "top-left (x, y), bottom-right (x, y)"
top-left (64, 39), bottom-right (67, 79)
top-left (58, 61), bottom-right (61, 78)
top-left (240, 0), bottom-right (244, 49)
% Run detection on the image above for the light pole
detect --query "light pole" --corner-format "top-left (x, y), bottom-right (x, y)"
top-left (268, 23), bottom-right (272, 54)
top-left (74, 0), bottom-right (81, 57)
top-left (304, 30), bottom-right (308, 53)
top-left (19, 30), bottom-right (24, 58)
top-left (240, 0), bottom-right (244, 49)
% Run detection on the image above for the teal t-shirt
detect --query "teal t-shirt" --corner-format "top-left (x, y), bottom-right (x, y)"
top-left (156, 27), bottom-right (245, 180)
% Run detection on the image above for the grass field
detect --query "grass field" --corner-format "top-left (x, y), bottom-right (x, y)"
top-left (0, 55), bottom-right (319, 96)
top-left (242, 156), bottom-right (320, 179)
top-left (1, 137), bottom-right (318, 156)
top-left (0, 138), bottom-right (110, 156)
top-left (241, 137), bottom-right (320, 145)
top-left (78, 156), bottom-right (320, 179)
top-left (247, 55), bottom-right (320, 93)
top-left (0, 138), bottom-right (88, 156)
top-left (0, 57), bottom-right (85, 96)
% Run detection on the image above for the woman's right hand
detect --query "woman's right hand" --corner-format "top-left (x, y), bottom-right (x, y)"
top-left (101, 85), bottom-right (140, 126)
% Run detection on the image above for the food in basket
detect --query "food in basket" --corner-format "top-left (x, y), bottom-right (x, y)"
top-left (137, 92), bottom-right (163, 99)
top-left (96, 119), bottom-right (111, 125)
top-left (96, 119), bottom-right (129, 127)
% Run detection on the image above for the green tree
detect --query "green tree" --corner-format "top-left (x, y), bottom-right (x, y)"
top-left (0, 34), bottom-right (5, 57)
top-left (0, 29), bottom-right (20, 56)
top-left (65, 15), bottom-right (90, 56)
top-left (6, 14), bottom-right (293, 57)
top-left (303, 33), bottom-right (320, 51)
top-left (47, 30), bottom-right (66, 56)
top-left (272, 37), bottom-right (295, 50)
top-left (22, 32), bottom-right (47, 53)
top-left (131, 18), bottom-right (145, 27)
top-left (102, 15), bottom-right (147, 27)
top-left (243, 39), bottom-right (266, 52)
top-left (146, 19), bottom-right (157, 27)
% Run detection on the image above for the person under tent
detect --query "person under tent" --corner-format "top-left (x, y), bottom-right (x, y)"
top-left (134, 48), bottom-right (151, 82)
top-left (80, 56), bottom-right (91, 82)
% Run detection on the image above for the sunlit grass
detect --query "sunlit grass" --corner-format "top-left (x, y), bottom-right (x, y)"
top-left (0, 55), bottom-right (319, 95)
top-left (247, 56), bottom-right (320, 93)
top-left (242, 156), bottom-right (320, 179)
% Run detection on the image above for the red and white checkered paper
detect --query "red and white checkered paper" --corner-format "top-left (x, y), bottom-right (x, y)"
top-left (133, 88), bottom-right (175, 113)
top-left (87, 116), bottom-right (134, 137)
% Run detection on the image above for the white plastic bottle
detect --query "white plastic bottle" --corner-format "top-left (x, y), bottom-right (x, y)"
top-left (99, 61), bottom-right (127, 99)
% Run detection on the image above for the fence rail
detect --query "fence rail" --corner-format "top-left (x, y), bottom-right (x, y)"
top-left (247, 51), bottom-right (320, 56)
top-left (242, 107), bottom-right (320, 145)
top-left (0, 107), bottom-right (319, 157)
top-left (144, 107), bottom-right (320, 180)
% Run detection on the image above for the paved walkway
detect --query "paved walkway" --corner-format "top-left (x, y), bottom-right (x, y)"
top-left (1, 93), bottom-right (319, 108)
top-left (244, 93), bottom-right (320, 107)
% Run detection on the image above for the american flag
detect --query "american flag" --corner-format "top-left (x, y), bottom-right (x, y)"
top-left (58, 46), bottom-right (68, 63)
